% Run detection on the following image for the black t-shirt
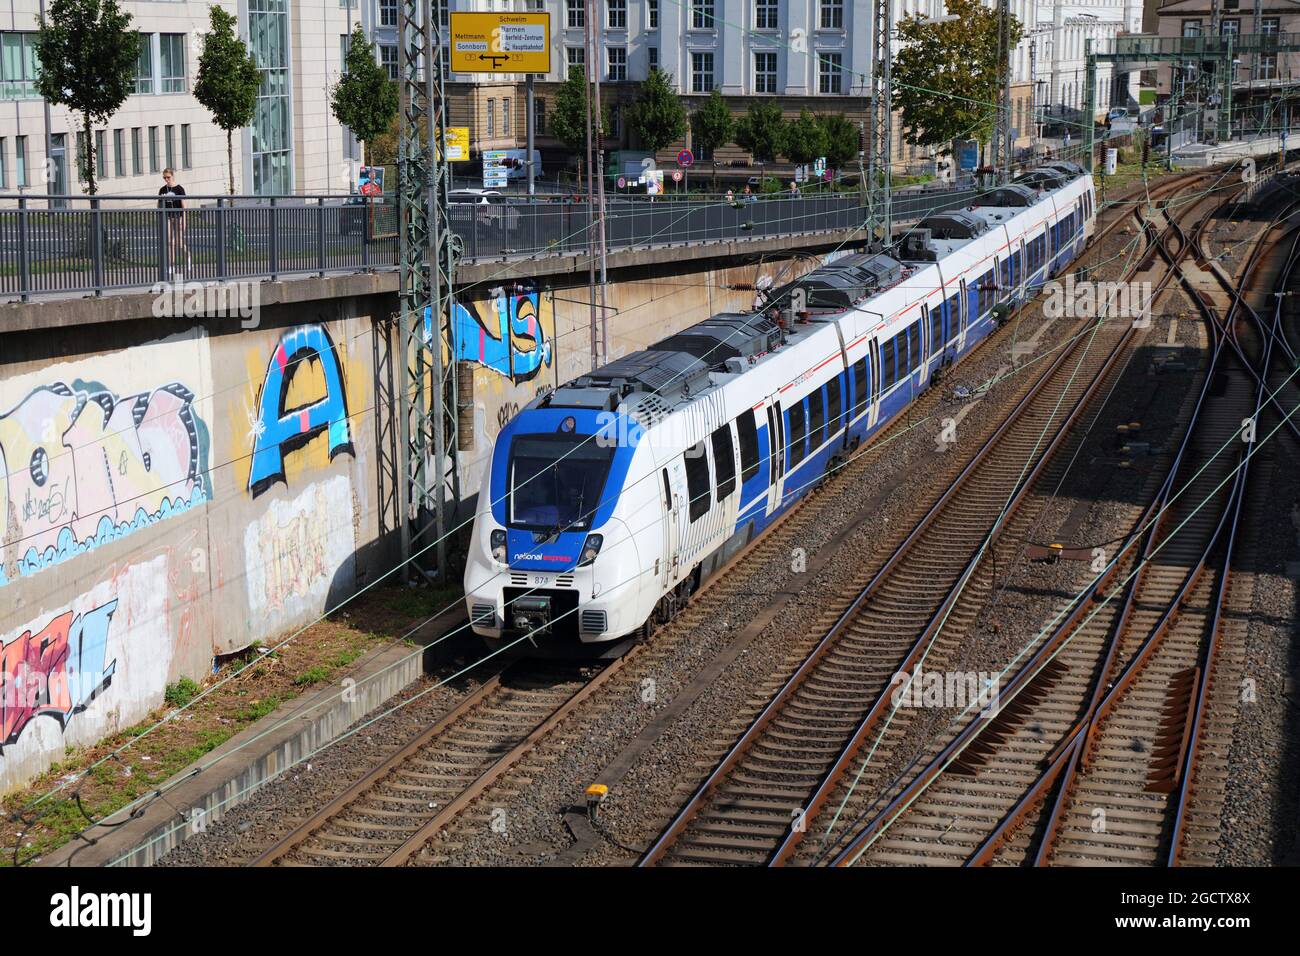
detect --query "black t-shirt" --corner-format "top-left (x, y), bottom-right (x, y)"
top-left (159, 184), bottom-right (186, 209)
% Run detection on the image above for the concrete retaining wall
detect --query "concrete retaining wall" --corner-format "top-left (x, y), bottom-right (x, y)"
top-left (0, 248), bottom-right (833, 794)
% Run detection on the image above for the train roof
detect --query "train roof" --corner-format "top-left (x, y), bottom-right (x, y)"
top-left (531, 165), bottom-right (1091, 423)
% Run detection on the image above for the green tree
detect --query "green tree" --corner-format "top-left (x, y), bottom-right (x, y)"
top-left (330, 24), bottom-right (399, 166)
top-left (818, 113), bottom-right (859, 178)
top-left (691, 89), bottom-right (734, 188)
top-left (193, 6), bottom-right (261, 194)
top-left (551, 65), bottom-right (607, 184)
top-left (628, 68), bottom-right (687, 154)
top-left (735, 99), bottom-right (786, 163)
top-left (781, 109), bottom-right (829, 168)
top-left (35, 0), bottom-right (139, 195)
top-left (892, 0), bottom-right (1021, 154)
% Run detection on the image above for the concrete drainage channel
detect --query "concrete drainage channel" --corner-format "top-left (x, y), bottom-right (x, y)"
top-left (41, 606), bottom-right (469, 868)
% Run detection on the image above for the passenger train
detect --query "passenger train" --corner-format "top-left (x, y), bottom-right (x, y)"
top-left (465, 162), bottom-right (1097, 655)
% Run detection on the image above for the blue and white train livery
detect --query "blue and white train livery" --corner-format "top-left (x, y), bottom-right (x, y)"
top-left (465, 162), bottom-right (1097, 654)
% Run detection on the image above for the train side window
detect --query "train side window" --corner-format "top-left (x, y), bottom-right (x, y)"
top-left (907, 323), bottom-right (921, 372)
top-left (893, 331), bottom-right (909, 379)
top-left (827, 374), bottom-right (842, 431)
top-left (684, 441), bottom-right (710, 522)
top-left (737, 411), bottom-right (760, 483)
top-left (809, 386), bottom-right (826, 444)
top-left (947, 292), bottom-right (960, 337)
top-left (925, 304), bottom-right (939, 355)
top-left (788, 400), bottom-right (807, 467)
top-left (662, 469), bottom-right (672, 511)
top-left (852, 357), bottom-right (868, 414)
top-left (881, 337), bottom-right (897, 391)
top-left (711, 425), bottom-right (736, 502)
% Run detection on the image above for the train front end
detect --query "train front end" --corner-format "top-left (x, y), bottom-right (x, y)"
top-left (464, 405), bottom-right (648, 657)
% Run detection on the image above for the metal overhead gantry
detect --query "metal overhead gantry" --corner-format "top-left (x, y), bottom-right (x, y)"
top-left (1084, 32), bottom-right (1300, 172)
top-left (868, 0), bottom-right (893, 245)
top-left (398, 0), bottom-right (457, 581)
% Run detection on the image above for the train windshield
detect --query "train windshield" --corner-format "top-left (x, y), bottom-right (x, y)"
top-left (507, 434), bottom-right (615, 532)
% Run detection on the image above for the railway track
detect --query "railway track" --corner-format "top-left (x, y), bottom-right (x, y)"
top-left (634, 180), bottom-right (1211, 867)
top-left (815, 170), bottom-right (1290, 868)
top-left (245, 168), bottom-right (1212, 869)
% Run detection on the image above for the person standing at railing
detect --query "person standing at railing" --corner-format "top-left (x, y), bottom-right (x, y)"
top-left (158, 168), bottom-right (190, 277)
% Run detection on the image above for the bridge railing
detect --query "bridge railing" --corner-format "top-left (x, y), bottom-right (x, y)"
top-left (0, 187), bottom-right (981, 302)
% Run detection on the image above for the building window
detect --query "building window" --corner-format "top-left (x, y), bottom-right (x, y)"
top-left (1262, 17), bottom-right (1280, 35)
top-left (0, 32), bottom-right (39, 100)
top-left (608, 0), bottom-right (627, 29)
top-left (608, 47), bottom-right (627, 81)
top-left (648, 0), bottom-right (658, 29)
top-left (1260, 53), bottom-right (1278, 78)
top-left (165, 125), bottom-right (175, 169)
top-left (487, 98), bottom-right (496, 137)
top-left (820, 0), bottom-right (843, 30)
top-left (380, 0), bottom-right (397, 27)
top-left (1180, 20), bottom-right (1201, 37)
top-left (525, 0), bottom-right (543, 9)
top-left (692, 0), bottom-right (715, 29)
top-left (381, 45), bottom-right (398, 80)
top-left (250, 0), bottom-right (291, 194)
top-left (132, 128), bottom-right (142, 175)
top-left (0, 138), bottom-right (6, 189)
top-left (135, 34), bottom-right (154, 94)
top-left (160, 34), bottom-right (186, 93)
top-left (567, 46), bottom-right (585, 71)
top-left (755, 0), bottom-right (779, 30)
top-left (648, 46), bottom-right (659, 73)
top-left (181, 124), bottom-right (191, 169)
top-left (1221, 19), bottom-right (1239, 36)
top-left (148, 125), bottom-right (159, 173)
top-left (16, 135), bottom-right (27, 186)
top-left (754, 51), bottom-right (777, 93)
top-left (692, 51), bottom-right (714, 92)
top-left (534, 97), bottom-right (546, 135)
top-left (112, 129), bottom-right (124, 177)
top-left (96, 130), bottom-right (107, 179)
top-left (567, 0), bottom-right (585, 29)
top-left (818, 52), bottom-right (843, 94)
top-left (503, 97), bottom-right (511, 136)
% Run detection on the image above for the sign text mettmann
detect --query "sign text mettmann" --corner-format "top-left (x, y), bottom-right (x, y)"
top-left (449, 12), bottom-right (551, 74)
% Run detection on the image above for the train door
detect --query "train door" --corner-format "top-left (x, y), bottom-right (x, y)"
top-left (868, 339), bottom-right (880, 428)
top-left (660, 461), bottom-right (687, 585)
top-left (958, 277), bottom-right (969, 351)
top-left (763, 397), bottom-right (785, 515)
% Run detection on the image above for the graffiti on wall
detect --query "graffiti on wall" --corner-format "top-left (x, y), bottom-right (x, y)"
top-left (0, 382), bottom-right (209, 587)
top-left (248, 324), bottom-right (355, 498)
top-left (244, 474), bottom-right (356, 636)
top-left (0, 600), bottom-right (118, 752)
top-left (426, 282), bottom-right (554, 384)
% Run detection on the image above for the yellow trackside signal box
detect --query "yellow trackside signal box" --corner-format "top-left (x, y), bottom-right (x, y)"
top-left (449, 12), bottom-right (551, 74)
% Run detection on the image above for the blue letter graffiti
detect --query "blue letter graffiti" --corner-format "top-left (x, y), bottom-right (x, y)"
top-left (248, 324), bottom-right (353, 497)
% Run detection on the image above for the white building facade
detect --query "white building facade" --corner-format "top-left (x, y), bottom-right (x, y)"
top-left (0, 0), bottom-right (363, 198)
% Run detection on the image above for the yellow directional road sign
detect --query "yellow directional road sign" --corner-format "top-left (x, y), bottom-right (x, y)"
top-left (450, 12), bottom-right (551, 74)
top-left (442, 127), bottom-right (470, 162)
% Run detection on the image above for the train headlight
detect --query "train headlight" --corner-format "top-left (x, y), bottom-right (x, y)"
top-left (490, 529), bottom-right (508, 564)
top-left (578, 534), bottom-right (603, 567)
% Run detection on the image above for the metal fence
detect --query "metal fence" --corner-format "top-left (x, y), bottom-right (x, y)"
top-left (0, 187), bottom-right (982, 302)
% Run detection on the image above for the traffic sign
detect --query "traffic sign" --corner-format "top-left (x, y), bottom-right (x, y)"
top-left (617, 176), bottom-right (627, 189)
top-left (450, 12), bottom-right (551, 74)
top-left (442, 127), bottom-right (471, 162)
top-left (483, 149), bottom-right (509, 188)
top-left (677, 149), bottom-right (694, 168)
top-left (671, 170), bottom-right (683, 182)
